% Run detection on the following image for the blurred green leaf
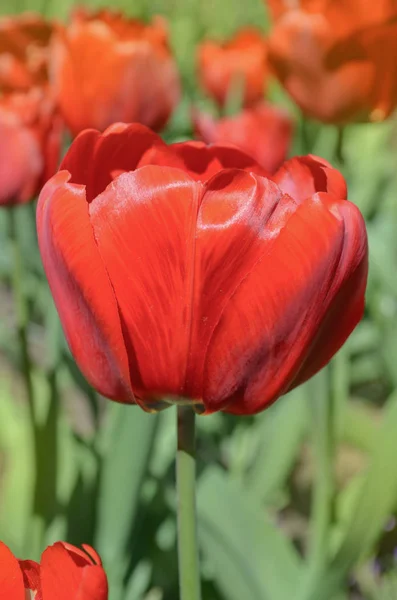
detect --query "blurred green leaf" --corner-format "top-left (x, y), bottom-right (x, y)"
top-left (198, 466), bottom-right (302, 600)
top-left (95, 404), bottom-right (158, 595)
top-left (300, 390), bottom-right (397, 600)
top-left (245, 386), bottom-right (309, 503)
top-left (0, 379), bottom-right (34, 554)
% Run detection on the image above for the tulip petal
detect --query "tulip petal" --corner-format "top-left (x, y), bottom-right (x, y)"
top-left (193, 104), bottom-right (293, 175)
top-left (40, 543), bottom-right (108, 600)
top-left (19, 561), bottom-right (41, 598)
top-left (37, 171), bottom-right (133, 402)
top-left (185, 169), bottom-right (289, 398)
top-left (169, 140), bottom-right (269, 180)
top-left (0, 116), bottom-right (43, 205)
top-left (197, 28), bottom-right (268, 107)
top-left (290, 195), bottom-right (367, 385)
top-left (60, 123), bottom-right (166, 201)
top-left (202, 193), bottom-right (363, 414)
top-left (0, 541), bottom-right (25, 600)
top-left (273, 155), bottom-right (347, 202)
top-left (75, 568), bottom-right (108, 600)
top-left (89, 166), bottom-right (200, 402)
top-left (51, 23), bottom-right (140, 135)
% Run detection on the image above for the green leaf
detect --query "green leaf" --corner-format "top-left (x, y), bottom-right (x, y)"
top-left (198, 466), bottom-right (302, 600)
top-left (299, 390), bottom-right (397, 600)
top-left (245, 386), bottom-right (309, 503)
top-left (95, 404), bottom-right (158, 594)
top-left (0, 379), bottom-right (34, 555)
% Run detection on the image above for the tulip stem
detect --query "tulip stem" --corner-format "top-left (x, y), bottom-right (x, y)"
top-left (176, 406), bottom-right (202, 600)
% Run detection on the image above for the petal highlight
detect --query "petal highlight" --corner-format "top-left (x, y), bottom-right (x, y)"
top-left (89, 166), bottom-right (200, 403)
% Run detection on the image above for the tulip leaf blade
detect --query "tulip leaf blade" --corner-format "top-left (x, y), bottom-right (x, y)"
top-left (299, 390), bottom-right (397, 600)
top-left (197, 466), bottom-right (302, 600)
top-left (95, 403), bottom-right (158, 594)
top-left (245, 386), bottom-right (309, 503)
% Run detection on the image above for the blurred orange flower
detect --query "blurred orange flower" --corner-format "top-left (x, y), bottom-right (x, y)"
top-left (193, 103), bottom-right (293, 175)
top-left (197, 28), bottom-right (268, 108)
top-left (50, 9), bottom-right (181, 135)
top-left (267, 0), bottom-right (397, 123)
top-left (0, 12), bottom-right (52, 92)
top-left (0, 13), bottom-right (62, 205)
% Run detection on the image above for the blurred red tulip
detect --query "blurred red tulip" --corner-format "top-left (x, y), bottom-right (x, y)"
top-left (197, 28), bottom-right (268, 108)
top-left (267, 0), bottom-right (397, 122)
top-left (37, 123), bottom-right (367, 415)
top-left (0, 13), bottom-right (62, 205)
top-left (0, 12), bottom-right (52, 92)
top-left (0, 541), bottom-right (108, 600)
top-left (50, 9), bottom-right (181, 136)
top-left (0, 88), bottom-right (62, 206)
top-left (193, 103), bottom-right (294, 175)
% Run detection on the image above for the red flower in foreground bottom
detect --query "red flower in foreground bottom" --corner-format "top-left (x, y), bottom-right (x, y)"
top-left (193, 103), bottom-right (294, 175)
top-left (37, 123), bottom-right (368, 415)
top-left (0, 540), bottom-right (108, 600)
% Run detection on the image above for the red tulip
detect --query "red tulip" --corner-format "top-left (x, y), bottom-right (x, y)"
top-left (50, 9), bottom-right (181, 136)
top-left (197, 28), bottom-right (268, 108)
top-left (0, 541), bottom-right (108, 600)
top-left (267, 0), bottom-right (397, 122)
top-left (193, 103), bottom-right (294, 175)
top-left (37, 123), bottom-right (367, 415)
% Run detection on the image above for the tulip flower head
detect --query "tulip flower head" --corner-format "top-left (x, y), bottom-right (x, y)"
top-left (37, 123), bottom-right (368, 416)
top-left (267, 0), bottom-right (397, 123)
top-left (193, 103), bottom-right (294, 175)
top-left (197, 28), bottom-right (268, 108)
top-left (0, 541), bottom-right (108, 600)
top-left (0, 13), bottom-right (62, 205)
top-left (0, 88), bottom-right (62, 206)
top-left (49, 9), bottom-right (181, 136)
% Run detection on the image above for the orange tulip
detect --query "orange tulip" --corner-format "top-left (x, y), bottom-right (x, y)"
top-left (0, 12), bottom-right (52, 92)
top-left (197, 28), bottom-right (268, 108)
top-left (267, 0), bottom-right (397, 123)
top-left (50, 9), bottom-right (181, 135)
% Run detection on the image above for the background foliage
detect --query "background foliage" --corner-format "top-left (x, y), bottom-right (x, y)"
top-left (1, 0), bottom-right (397, 599)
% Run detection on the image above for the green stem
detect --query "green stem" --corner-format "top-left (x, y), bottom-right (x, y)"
top-left (7, 208), bottom-right (35, 425)
top-left (176, 406), bottom-right (202, 600)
